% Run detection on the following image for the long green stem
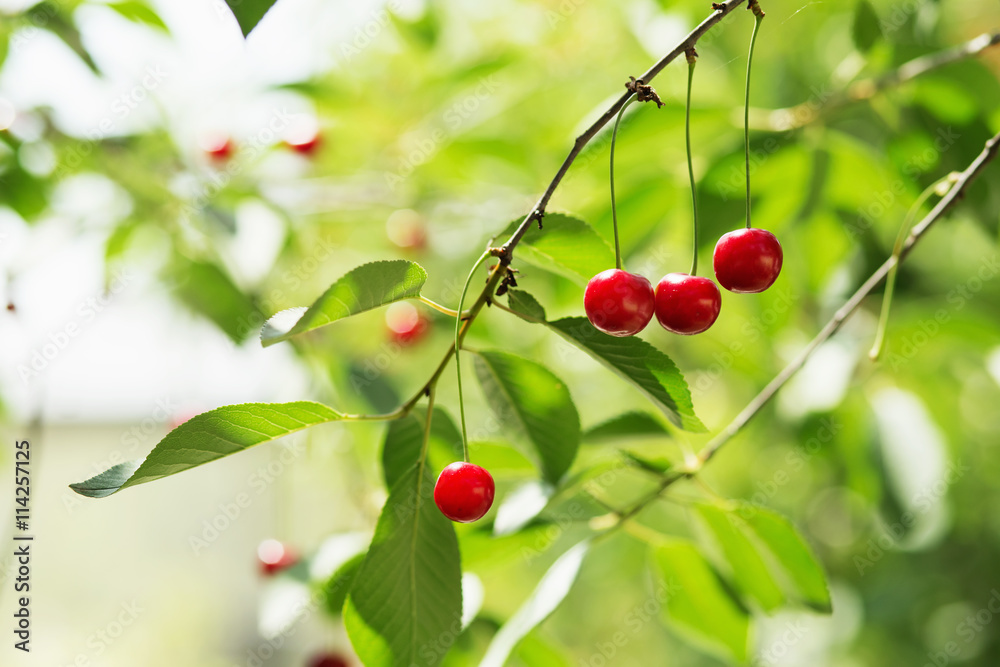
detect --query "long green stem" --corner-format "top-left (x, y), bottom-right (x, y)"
top-left (744, 11), bottom-right (764, 229)
top-left (419, 386), bottom-right (436, 469)
top-left (869, 176), bottom-right (952, 360)
top-left (685, 54), bottom-right (699, 275)
top-left (419, 295), bottom-right (461, 317)
top-left (455, 250), bottom-right (491, 462)
top-left (610, 94), bottom-right (637, 270)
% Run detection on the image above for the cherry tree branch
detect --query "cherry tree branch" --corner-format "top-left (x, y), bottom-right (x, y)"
top-left (696, 129), bottom-right (1000, 464)
top-left (391, 0), bottom-right (752, 413)
top-left (607, 129), bottom-right (1000, 524)
top-left (496, 0), bottom-right (750, 264)
top-left (752, 31), bottom-right (1000, 131)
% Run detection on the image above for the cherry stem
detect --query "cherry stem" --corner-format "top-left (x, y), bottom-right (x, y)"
top-left (419, 385), bottom-right (436, 472)
top-left (455, 250), bottom-right (490, 462)
top-left (610, 94), bottom-right (637, 271)
top-left (744, 11), bottom-right (764, 230)
top-left (869, 175), bottom-right (953, 360)
top-left (418, 295), bottom-right (462, 317)
top-left (685, 52), bottom-right (699, 276)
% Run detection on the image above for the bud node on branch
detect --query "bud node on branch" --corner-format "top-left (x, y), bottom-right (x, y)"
top-left (626, 76), bottom-right (664, 108)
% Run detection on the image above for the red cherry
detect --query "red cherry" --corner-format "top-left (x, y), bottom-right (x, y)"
top-left (203, 136), bottom-right (234, 161)
top-left (654, 273), bottom-right (721, 335)
top-left (385, 302), bottom-right (430, 346)
top-left (433, 462), bottom-right (495, 523)
top-left (386, 209), bottom-right (428, 250)
top-left (257, 539), bottom-right (298, 575)
top-left (307, 653), bottom-right (348, 667)
top-left (583, 269), bottom-right (655, 337)
top-left (286, 133), bottom-right (321, 155)
top-left (712, 228), bottom-right (783, 294)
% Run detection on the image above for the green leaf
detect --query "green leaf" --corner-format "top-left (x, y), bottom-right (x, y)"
top-left (852, 0), bottom-right (883, 53)
top-left (473, 350), bottom-right (581, 484)
top-left (741, 506), bottom-right (832, 612)
top-left (261, 260), bottom-right (427, 347)
top-left (381, 414), bottom-right (424, 490)
top-left (502, 292), bottom-right (701, 432)
top-left (381, 408), bottom-right (465, 490)
top-left (67, 460), bottom-right (142, 498)
top-left (548, 318), bottom-right (704, 432)
top-left (620, 450), bottom-right (673, 475)
top-left (515, 632), bottom-right (574, 667)
top-left (507, 290), bottom-right (547, 322)
top-left (69, 402), bottom-right (341, 497)
top-left (695, 504), bottom-right (785, 612)
top-left (480, 540), bottom-right (590, 667)
top-left (322, 552), bottom-right (365, 617)
top-left (32, 4), bottom-right (100, 73)
top-left (224, 0), bottom-right (279, 37)
top-left (459, 521), bottom-right (560, 572)
top-left (107, 2), bottom-right (169, 32)
top-left (171, 259), bottom-right (260, 344)
top-left (499, 214), bottom-right (615, 285)
top-left (653, 541), bottom-right (749, 663)
top-left (583, 412), bottom-right (671, 442)
top-left (344, 464), bottom-right (463, 667)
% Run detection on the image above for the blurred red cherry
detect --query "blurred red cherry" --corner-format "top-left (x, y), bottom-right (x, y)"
top-left (202, 135), bottom-right (234, 161)
top-left (286, 132), bottom-right (321, 155)
top-left (386, 209), bottom-right (428, 251)
top-left (307, 653), bottom-right (348, 667)
top-left (386, 302), bottom-right (430, 346)
top-left (258, 539), bottom-right (298, 576)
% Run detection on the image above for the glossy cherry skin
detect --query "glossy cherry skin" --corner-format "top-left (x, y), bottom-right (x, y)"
top-left (654, 273), bottom-right (722, 335)
top-left (712, 228), bottom-right (783, 293)
top-left (307, 653), bottom-right (348, 667)
top-left (434, 462), bottom-right (495, 523)
top-left (583, 269), bottom-right (655, 337)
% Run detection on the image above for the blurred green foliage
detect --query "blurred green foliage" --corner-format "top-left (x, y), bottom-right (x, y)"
top-left (5, 0), bottom-right (1000, 664)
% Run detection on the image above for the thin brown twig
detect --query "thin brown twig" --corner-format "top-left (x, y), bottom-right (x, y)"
top-left (752, 31), bottom-right (1000, 131)
top-left (696, 129), bottom-right (1000, 466)
top-left (388, 0), bottom-right (749, 415)
top-left (495, 0), bottom-right (749, 265)
top-left (606, 130), bottom-right (1000, 527)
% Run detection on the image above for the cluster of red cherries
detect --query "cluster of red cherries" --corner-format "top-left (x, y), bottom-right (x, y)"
top-left (584, 227), bottom-right (783, 337)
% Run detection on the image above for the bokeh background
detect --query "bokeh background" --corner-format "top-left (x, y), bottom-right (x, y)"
top-left (2, 0), bottom-right (1000, 664)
